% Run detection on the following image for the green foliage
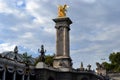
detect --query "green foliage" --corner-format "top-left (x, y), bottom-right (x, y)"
top-left (34, 55), bottom-right (54, 66)
top-left (109, 52), bottom-right (120, 65)
top-left (45, 55), bottom-right (54, 66)
top-left (22, 52), bottom-right (32, 65)
top-left (103, 52), bottom-right (120, 72)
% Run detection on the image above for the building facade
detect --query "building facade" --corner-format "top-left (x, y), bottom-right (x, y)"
top-left (0, 46), bottom-right (35, 80)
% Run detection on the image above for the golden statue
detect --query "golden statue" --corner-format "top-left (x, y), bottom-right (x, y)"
top-left (58, 4), bottom-right (68, 17)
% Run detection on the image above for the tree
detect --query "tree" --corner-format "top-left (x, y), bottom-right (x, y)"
top-left (34, 55), bottom-right (54, 66)
top-left (109, 52), bottom-right (120, 65)
top-left (102, 52), bottom-right (120, 72)
top-left (45, 55), bottom-right (54, 66)
top-left (22, 52), bottom-right (32, 65)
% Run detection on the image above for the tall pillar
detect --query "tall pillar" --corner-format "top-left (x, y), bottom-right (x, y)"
top-left (53, 17), bottom-right (72, 69)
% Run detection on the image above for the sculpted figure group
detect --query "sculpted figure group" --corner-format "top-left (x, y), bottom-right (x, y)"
top-left (58, 4), bottom-right (68, 17)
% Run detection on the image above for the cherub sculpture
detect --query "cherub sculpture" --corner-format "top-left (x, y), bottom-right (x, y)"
top-left (58, 4), bottom-right (68, 17)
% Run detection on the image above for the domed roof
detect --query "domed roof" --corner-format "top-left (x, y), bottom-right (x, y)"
top-left (0, 46), bottom-right (35, 65)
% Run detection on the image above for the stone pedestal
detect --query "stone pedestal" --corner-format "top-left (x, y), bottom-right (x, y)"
top-left (36, 62), bottom-right (47, 68)
top-left (53, 56), bottom-right (72, 69)
top-left (53, 17), bottom-right (72, 69)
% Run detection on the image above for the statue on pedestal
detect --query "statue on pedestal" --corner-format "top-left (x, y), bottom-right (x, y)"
top-left (96, 62), bottom-right (105, 69)
top-left (80, 62), bottom-right (84, 71)
top-left (38, 45), bottom-right (46, 62)
top-left (14, 46), bottom-right (18, 54)
top-left (87, 64), bottom-right (91, 71)
top-left (96, 62), bottom-right (106, 76)
top-left (14, 46), bottom-right (18, 61)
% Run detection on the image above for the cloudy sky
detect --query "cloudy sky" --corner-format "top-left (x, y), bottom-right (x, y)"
top-left (0, 0), bottom-right (120, 69)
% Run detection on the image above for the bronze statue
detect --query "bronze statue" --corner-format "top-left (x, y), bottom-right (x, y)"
top-left (80, 62), bottom-right (84, 71)
top-left (38, 45), bottom-right (46, 62)
top-left (87, 64), bottom-right (91, 70)
top-left (14, 46), bottom-right (18, 53)
top-left (58, 4), bottom-right (68, 17)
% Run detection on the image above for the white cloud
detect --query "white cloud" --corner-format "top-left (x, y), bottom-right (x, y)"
top-left (42, 0), bottom-right (49, 2)
top-left (21, 32), bottom-right (33, 38)
top-left (10, 27), bottom-right (19, 31)
top-left (81, 0), bottom-right (96, 3)
top-left (25, 1), bottom-right (54, 25)
top-left (44, 27), bottom-right (55, 34)
top-left (0, 43), bottom-right (16, 53)
top-left (0, 0), bottom-right (26, 19)
top-left (26, 1), bottom-right (39, 10)
top-left (16, 0), bottom-right (25, 7)
top-left (0, 1), bottom-right (12, 13)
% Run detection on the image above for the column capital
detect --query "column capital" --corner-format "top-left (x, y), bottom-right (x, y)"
top-left (53, 17), bottom-right (72, 29)
top-left (53, 17), bottom-right (72, 24)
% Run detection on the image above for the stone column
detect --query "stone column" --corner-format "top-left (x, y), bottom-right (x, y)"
top-left (53, 17), bottom-right (72, 69)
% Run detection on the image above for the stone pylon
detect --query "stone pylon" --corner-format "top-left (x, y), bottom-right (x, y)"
top-left (53, 17), bottom-right (72, 70)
